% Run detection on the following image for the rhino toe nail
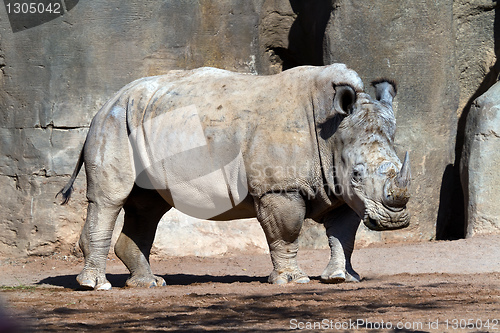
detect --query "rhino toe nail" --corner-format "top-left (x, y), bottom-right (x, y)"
top-left (79, 280), bottom-right (96, 290)
top-left (321, 276), bottom-right (345, 284)
top-left (96, 282), bottom-right (112, 290)
top-left (274, 277), bottom-right (288, 285)
top-left (345, 275), bottom-right (361, 283)
top-left (295, 277), bottom-right (310, 284)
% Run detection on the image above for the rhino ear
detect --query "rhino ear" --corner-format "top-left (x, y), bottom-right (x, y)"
top-left (372, 79), bottom-right (397, 106)
top-left (333, 84), bottom-right (356, 116)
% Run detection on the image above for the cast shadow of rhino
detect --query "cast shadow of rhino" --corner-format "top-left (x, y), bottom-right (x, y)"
top-left (37, 274), bottom-right (274, 289)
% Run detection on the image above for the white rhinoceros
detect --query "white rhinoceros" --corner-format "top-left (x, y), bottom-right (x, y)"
top-left (59, 64), bottom-right (410, 290)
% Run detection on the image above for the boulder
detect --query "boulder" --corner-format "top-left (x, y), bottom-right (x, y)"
top-left (461, 81), bottom-right (500, 237)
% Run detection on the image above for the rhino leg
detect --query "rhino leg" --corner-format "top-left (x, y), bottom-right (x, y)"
top-left (114, 186), bottom-right (171, 288)
top-left (77, 200), bottom-right (123, 290)
top-left (321, 206), bottom-right (361, 283)
top-left (76, 103), bottom-right (135, 290)
top-left (256, 192), bottom-right (309, 284)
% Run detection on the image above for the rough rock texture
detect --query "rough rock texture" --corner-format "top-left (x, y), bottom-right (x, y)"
top-left (454, 1), bottom-right (498, 114)
top-left (444, 0), bottom-right (500, 239)
top-left (0, 0), bottom-right (499, 257)
top-left (461, 81), bottom-right (500, 237)
top-left (257, 0), bottom-right (332, 73)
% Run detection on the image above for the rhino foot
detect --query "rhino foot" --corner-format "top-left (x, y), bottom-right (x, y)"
top-left (269, 269), bottom-right (310, 285)
top-left (320, 269), bottom-right (346, 284)
top-left (125, 275), bottom-right (167, 288)
top-left (320, 267), bottom-right (361, 284)
top-left (77, 269), bottom-right (112, 290)
top-left (345, 270), bottom-right (361, 283)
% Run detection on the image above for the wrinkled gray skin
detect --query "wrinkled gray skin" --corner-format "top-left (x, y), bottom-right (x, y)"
top-left (59, 64), bottom-right (410, 290)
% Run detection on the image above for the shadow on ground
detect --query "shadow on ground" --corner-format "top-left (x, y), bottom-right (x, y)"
top-left (37, 273), bottom-right (270, 289)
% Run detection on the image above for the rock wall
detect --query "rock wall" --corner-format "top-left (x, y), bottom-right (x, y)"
top-left (453, 0), bottom-right (500, 238)
top-left (0, 0), bottom-right (498, 257)
top-left (461, 81), bottom-right (500, 237)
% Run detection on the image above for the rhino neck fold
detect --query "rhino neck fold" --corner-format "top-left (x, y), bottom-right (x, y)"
top-left (313, 113), bottom-right (344, 203)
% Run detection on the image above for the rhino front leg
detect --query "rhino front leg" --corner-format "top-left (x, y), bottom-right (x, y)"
top-left (321, 205), bottom-right (361, 283)
top-left (115, 187), bottom-right (171, 288)
top-left (256, 192), bottom-right (309, 285)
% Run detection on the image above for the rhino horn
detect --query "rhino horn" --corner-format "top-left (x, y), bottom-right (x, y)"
top-left (372, 79), bottom-right (397, 107)
top-left (397, 151), bottom-right (411, 188)
top-left (383, 152), bottom-right (410, 208)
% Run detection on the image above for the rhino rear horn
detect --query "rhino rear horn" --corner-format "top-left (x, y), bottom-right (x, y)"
top-left (333, 85), bottom-right (356, 116)
top-left (372, 79), bottom-right (397, 106)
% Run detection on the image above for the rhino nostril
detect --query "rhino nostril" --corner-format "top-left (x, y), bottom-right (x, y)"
top-left (383, 192), bottom-right (409, 208)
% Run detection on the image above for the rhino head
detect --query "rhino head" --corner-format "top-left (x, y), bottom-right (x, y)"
top-left (320, 79), bottom-right (410, 231)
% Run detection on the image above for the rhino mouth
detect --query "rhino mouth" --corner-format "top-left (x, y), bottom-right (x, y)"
top-left (362, 200), bottom-right (410, 231)
top-left (363, 214), bottom-right (385, 231)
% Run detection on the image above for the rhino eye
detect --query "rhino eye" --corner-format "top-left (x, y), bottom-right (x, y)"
top-left (352, 164), bottom-right (366, 183)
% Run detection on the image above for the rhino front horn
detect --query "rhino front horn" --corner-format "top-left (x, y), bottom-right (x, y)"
top-left (383, 152), bottom-right (411, 209)
top-left (396, 151), bottom-right (411, 188)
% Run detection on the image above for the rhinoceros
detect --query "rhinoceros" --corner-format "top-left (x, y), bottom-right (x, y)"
top-left (59, 63), bottom-right (410, 290)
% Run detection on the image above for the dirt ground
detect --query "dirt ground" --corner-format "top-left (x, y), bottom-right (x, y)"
top-left (1, 235), bottom-right (499, 332)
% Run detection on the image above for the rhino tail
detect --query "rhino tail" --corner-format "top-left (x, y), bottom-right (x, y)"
top-left (56, 142), bottom-right (85, 205)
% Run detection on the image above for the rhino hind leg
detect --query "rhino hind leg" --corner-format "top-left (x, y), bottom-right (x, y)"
top-left (77, 201), bottom-right (123, 290)
top-left (115, 186), bottom-right (171, 288)
top-left (77, 162), bottom-right (135, 290)
top-left (256, 192), bottom-right (309, 285)
top-left (321, 206), bottom-right (361, 284)
top-left (76, 103), bottom-right (137, 290)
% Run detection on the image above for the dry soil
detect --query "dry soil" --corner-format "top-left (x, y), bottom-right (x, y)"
top-left (0, 235), bottom-right (499, 332)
